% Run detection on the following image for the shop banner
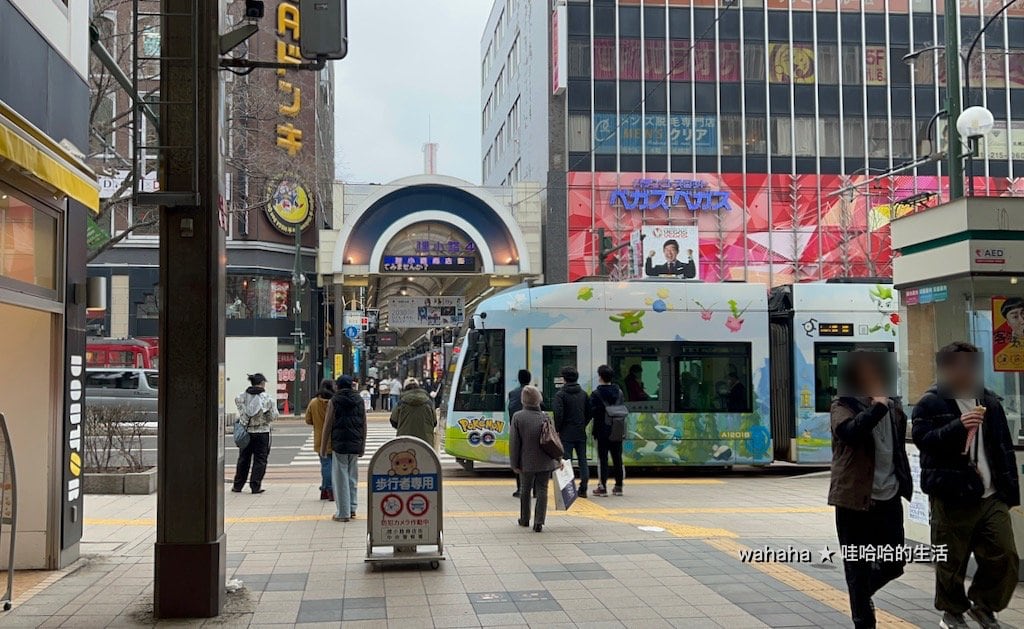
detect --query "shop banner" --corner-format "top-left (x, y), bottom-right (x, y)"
top-left (388, 296), bottom-right (465, 328)
top-left (992, 296), bottom-right (1024, 371)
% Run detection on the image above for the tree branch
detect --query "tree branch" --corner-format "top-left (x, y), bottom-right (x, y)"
top-left (87, 215), bottom-right (159, 263)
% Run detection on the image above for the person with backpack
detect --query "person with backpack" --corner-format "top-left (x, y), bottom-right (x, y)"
top-left (590, 364), bottom-right (626, 497)
top-left (554, 366), bottom-right (592, 498)
top-left (509, 385), bottom-right (561, 532)
top-left (232, 373), bottom-right (278, 494)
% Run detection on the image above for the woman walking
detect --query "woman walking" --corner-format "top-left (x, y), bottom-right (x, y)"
top-left (305, 379), bottom-right (336, 501)
top-left (232, 373), bottom-right (278, 494)
top-left (391, 377), bottom-right (436, 444)
top-left (320, 375), bottom-right (366, 522)
top-left (509, 385), bottom-right (561, 532)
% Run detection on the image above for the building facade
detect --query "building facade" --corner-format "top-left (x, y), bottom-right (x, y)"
top-left (0, 0), bottom-right (97, 569)
top-left (86, 0), bottom-right (335, 409)
top-left (481, 0), bottom-right (1024, 285)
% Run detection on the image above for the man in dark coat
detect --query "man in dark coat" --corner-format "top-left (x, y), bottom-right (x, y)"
top-left (554, 366), bottom-right (591, 498)
top-left (912, 342), bottom-right (1020, 629)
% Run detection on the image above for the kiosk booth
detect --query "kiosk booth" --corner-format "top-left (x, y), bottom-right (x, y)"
top-left (891, 197), bottom-right (1024, 578)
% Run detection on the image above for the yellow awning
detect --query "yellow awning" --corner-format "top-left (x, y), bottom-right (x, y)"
top-left (0, 100), bottom-right (99, 212)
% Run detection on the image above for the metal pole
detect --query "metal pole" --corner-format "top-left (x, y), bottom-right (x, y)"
top-left (293, 223), bottom-right (302, 414)
top-left (945, 0), bottom-right (964, 200)
top-left (155, 0), bottom-right (225, 617)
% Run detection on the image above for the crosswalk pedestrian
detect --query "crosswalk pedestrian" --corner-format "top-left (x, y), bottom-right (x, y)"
top-left (289, 423), bottom-right (459, 467)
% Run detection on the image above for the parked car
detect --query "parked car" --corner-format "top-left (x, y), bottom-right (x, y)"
top-left (85, 368), bottom-right (159, 422)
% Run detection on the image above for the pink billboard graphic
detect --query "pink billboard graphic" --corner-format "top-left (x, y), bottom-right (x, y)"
top-left (567, 172), bottom-right (1024, 286)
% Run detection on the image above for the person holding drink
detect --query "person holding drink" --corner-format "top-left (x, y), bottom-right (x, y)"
top-left (912, 342), bottom-right (1019, 629)
top-left (827, 350), bottom-right (912, 629)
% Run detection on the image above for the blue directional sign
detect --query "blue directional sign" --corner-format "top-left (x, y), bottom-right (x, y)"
top-left (344, 326), bottom-right (359, 339)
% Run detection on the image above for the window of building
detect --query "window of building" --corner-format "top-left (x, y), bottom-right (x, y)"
top-left (745, 43), bottom-right (766, 80)
top-left (669, 7), bottom-right (689, 40)
top-left (90, 92), bottom-right (117, 157)
top-left (224, 275), bottom-right (292, 320)
top-left (568, 38), bottom-right (591, 78)
top-left (771, 117), bottom-right (791, 155)
top-left (841, 44), bottom-right (862, 84)
top-left (721, 116), bottom-right (743, 155)
top-left (0, 186), bottom-right (59, 295)
top-left (568, 4), bottom-right (590, 37)
top-left (619, 6), bottom-right (641, 38)
top-left (594, 5), bottom-right (616, 37)
top-left (644, 6), bottom-right (666, 39)
top-left (844, 117), bottom-right (865, 156)
top-left (569, 114), bottom-right (592, 152)
top-left (818, 118), bottom-right (841, 157)
top-left (817, 44), bottom-right (839, 84)
top-left (594, 38), bottom-right (616, 80)
top-left (620, 39), bottom-right (642, 80)
top-left (645, 39), bottom-right (667, 81)
top-left (746, 117), bottom-right (767, 154)
top-left (892, 118), bottom-right (914, 159)
top-left (794, 117), bottom-right (816, 156)
top-left (868, 118), bottom-right (890, 158)
top-left (453, 329), bottom-right (505, 412)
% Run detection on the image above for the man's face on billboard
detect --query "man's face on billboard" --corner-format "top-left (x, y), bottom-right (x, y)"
top-left (1007, 305), bottom-right (1024, 336)
top-left (663, 243), bottom-right (678, 262)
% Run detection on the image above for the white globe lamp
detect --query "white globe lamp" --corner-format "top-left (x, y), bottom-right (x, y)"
top-left (956, 106), bottom-right (995, 140)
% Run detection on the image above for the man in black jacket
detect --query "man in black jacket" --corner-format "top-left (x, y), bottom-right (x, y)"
top-left (912, 342), bottom-right (1019, 629)
top-left (554, 367), bottom-right (592, 498)
top-left (590, 364), bottom-right (625, 497)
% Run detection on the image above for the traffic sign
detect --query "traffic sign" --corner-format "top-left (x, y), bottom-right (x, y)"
top-left (344, 326), bottom-right (359, 339)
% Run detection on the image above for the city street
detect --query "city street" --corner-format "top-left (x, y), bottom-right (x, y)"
top-left (9, 468), bottom-right (1024, 628)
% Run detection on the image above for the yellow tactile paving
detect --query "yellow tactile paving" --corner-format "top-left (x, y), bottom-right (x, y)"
top-left (706, 537), bottom-right (917, 628)
top-left (442, 478), bottom-right (725, 486)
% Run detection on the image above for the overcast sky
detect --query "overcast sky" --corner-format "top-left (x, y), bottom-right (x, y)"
top-left (332, 2), bottom-right (493, 185)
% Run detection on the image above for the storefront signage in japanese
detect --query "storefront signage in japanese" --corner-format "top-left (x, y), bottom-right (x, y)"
top-left (382, 256), bottom-right (477, 273)
top-left (274, 2), bottom-right (304, 157)
top-left (388, 296), bottom-right (465, 328)
top-left (610, 179), bottom-right (731, 213)
top-left (368, 437), bottom-right (441, 547)
top-left (266, 178), bottom-right (313, 235)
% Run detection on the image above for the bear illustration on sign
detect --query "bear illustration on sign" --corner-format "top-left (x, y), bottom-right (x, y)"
top-left (388, 450), bottom-right (419, 476)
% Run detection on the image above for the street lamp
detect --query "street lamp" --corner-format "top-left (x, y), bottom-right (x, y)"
top-left (903, 0), bottom-right (1020, 200)
top-left (957, 105), bottom-right (996, 197)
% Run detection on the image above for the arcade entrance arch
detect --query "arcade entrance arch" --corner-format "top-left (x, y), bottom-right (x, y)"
top-left (317, 175), bottom-right (543, 378)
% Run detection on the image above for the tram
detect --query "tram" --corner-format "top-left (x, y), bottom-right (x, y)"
top-left (443, 279), bottom-right (899, 470)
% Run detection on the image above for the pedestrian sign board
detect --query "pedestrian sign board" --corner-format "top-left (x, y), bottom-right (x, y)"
top-left (365, 436), bottom-right (444, 569)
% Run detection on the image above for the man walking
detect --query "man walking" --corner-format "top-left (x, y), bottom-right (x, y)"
top-left (590, 364), bottom-right (625, 497)
top-left (554, 366), bottom-right (591, 498)
top-left (912, 342), bottom-right (1019, 629)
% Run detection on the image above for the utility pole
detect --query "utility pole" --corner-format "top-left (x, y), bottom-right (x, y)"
top-left (155, 0), bottom-right (225, 618)
top-left (292, 222), bottom-right (304, 415)
top-left (944, 0), bottom-right (964, 201)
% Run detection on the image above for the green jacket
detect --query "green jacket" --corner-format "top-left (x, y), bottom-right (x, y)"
top-left (391, 388), bottom-right (436, 444)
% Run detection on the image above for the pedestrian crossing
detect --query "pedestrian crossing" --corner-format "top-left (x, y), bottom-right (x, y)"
top-left (289, 423), bottom-right (460, 467)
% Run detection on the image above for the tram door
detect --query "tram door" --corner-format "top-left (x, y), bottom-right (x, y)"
top-left (525, 329), bottom-right (593, 410)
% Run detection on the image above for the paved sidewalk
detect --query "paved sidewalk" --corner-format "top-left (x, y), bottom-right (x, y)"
top-left (4, 471), bottom-right (1024, 628)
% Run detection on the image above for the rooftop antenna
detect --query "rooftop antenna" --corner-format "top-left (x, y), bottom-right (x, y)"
top-left (423, 114), bottom-right (438, 175)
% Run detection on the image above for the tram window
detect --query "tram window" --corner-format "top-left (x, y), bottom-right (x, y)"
top-left (813, 342), bottom-right (895, 412)
top-left (673, 342), bottom-right (752, 413)
top-left (607, 343), bottom-right (661, 402)
top-left (453, 329), bottom-right (506, 412)
top-left (541, 345), bottom-right (577, 409)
